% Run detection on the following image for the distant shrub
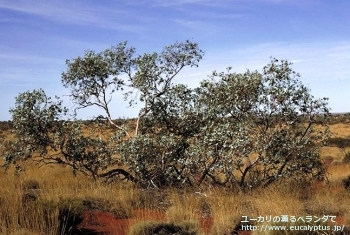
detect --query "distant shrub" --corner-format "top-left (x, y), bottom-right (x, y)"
top-left (22, 179), bottom-right (40, 190)
top-left (328, 137), bottom-right (350, 148)
top-left (330, 113), bottom-right (350, 124)
top-left (343, 151), bottom-right (350, 164)
top-left (342, 175), bottom-right (350, 190)
top-left (0, 121), bottom-right (12, 132)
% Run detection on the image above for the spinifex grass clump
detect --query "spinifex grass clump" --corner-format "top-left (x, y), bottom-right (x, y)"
top-left (22, 179), bottom-right (40, 190)
top-left (21, 179), bottom-right (41, 204)
top-left (342, 175), bottom-right (350, 190)
top-left (129, 221), bottom-right (199, 235)
top-left (82, 196), bottom-right (132, 219)
top-left (343, 151), bottom-right (350, 164)
top-left (132, 189), bottom-right (170, 211)
top-left (27, 196), bottom-right (133, 235)
top-left (328, 137), bottom-right (350, 149)
top-left (30, 198), bottom-right (77, 235)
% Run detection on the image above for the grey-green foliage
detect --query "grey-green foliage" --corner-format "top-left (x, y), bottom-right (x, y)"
top-left (2, 40), bottom-right (203, 183)
top-left (117, 59), bottom-right (330, 190)
top-left (61, 40), bottom-right (203, 137)
top-left (190, 59), bottom-right (330, 190)
top-left (61, 40), bottom-right (204, 185)
top-left (2, 40), bottom-right (330, 191)
top-left (138, 59), bottom-right (329, 190)
top-left (116, 84), bottom-right (202, 187)
top-left (2, 89), bottom-right (117, 179)
top-left (3, 89), bottom-right (67, 168)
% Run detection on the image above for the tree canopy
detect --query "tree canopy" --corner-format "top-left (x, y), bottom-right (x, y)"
top-left (2, 41), bottom-right (330, 191)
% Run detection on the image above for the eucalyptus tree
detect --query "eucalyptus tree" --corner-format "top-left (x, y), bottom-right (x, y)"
top-left (2, 40), bottom-right (330, 191)
top-left (2, 40), bottom-right (204, 183)
top-left (60, 40), bottom-right (204, 185)
top-left (102, 58), bottom-right (331, 189)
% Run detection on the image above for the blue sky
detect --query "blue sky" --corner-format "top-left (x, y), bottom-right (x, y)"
top-left (0, 0), bottom-right (349, 120)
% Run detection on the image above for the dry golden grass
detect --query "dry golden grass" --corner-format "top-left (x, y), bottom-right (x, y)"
top-left (1, 163), bottom-right (350, 235)
top-left (329, 123), bottom-right (350, 139)
top-left (321, 147), bottom-right (344, 161)
top-left (0, 164), bottom-right (138, 235)
top-left (324, 121), bottom-right (350, 162)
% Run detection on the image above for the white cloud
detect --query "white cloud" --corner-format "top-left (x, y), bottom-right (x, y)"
top-left (0, 1), bottom-right (144, 33)
top-left (171, 40), bottom-right (350, 90)
top-left (151, 0), bottom-right (315, 7)
top-left (205, 41), bottom-right (350, 80)
top-left (174, 19), bottom-right (205, 29)
top-left (151, 0), bottom-right (210, 6)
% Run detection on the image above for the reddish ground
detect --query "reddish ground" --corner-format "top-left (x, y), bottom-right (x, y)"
top-left (199, 215), bottom-right (214, 234)
top-left (334, 216), bottom-right (346, 226)
top-left (74, 210), bottom-right (165, 235)
top-left (73, 209), bottom-right (216, 235)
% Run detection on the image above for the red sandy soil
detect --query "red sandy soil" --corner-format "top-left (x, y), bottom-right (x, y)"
top-left (324, 158), bottom-right (334, 167)
top-left (74, 210), bottom-right (165, 235)
top-left (334, 216), bottom-right (346, 226)
top-left (62, 178), bottom-right (345, 235)
top-left (73, 209), bottom-right (217, 235)
top-left (199, 215), bottom-right (214, 234)
top-left (237, 232), bottom-right (252, 235)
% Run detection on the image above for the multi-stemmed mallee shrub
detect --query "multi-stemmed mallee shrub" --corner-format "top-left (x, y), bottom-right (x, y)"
top-left (1, 89), bottom-right (119, 180)
top-left (1, 40), bottom-right (330, 192)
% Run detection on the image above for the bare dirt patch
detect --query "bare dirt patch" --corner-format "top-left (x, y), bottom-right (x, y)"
top-left (73, 209), bottom-right (166, 235)
top-left (72, 209), bottom-right (217, 235)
